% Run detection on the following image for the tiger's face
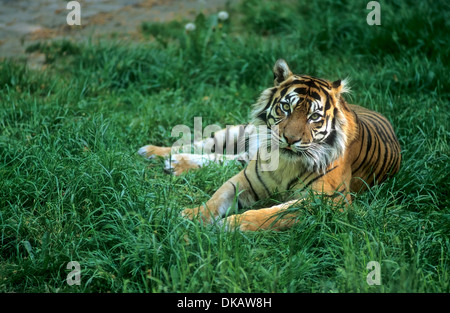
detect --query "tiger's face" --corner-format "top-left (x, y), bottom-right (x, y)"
top-left (252, 59), bottom-right (353, 172)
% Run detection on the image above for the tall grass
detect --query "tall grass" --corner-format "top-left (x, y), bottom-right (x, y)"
top-left (1, 0), bottom-right (449, 292)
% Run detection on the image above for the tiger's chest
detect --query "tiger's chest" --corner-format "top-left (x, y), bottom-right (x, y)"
top-left (245, 155), bottom-right (337, 201)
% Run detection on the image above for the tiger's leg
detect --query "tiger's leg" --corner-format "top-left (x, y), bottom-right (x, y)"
top-left (164, 153), bottom-right (244, 176)
top-left (138, 124), bottom-right (250, 159)
top-left (138, 145), bottom-right (172, 159)
top-left (138, 141), bottom-right (210, 176)
top-left (181, 170), bottom-right (257, 223)
top-left (220, 200), bottom-right (301, 231)
top-left (138, 124), bottom-right (254, 175)
top-left (137, 130), bottom-right (217, 160)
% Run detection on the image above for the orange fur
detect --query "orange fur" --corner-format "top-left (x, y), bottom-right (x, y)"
top-left (139, 145), bottom-right (171, 158)
top-left (170, 155), bottom-right (201, 176)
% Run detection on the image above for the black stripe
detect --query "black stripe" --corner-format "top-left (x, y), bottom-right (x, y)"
top-left (255, 150), bottom-right (271, 196)
top-left (390, 143), bottom-right (401, 174)
top-left (279, 86), bottom-right (290, 99)
top-left (372, 131), bottom-right (383, 184)
top-left (324, 114), bottom-right (337, 146)
top-left (290, 79), bottom-right (309, 86)
top-left (352, 118), bottom-right (365, 166)
top-left (324, 93), bottom-right (332, 111)
top-left (358, 123), bottom-right (380, 183)
top-left (287, 170), bottom-right (313, 190)
top-left (352, 120), bottom-right (372, 175)
top-left (237, 159), bottom-right (247, 166)
top-left (310, 91), bottom-right (321, 101)
top-left (287, 177), bottom-right (299, 190)
top-left (374, 121), bottom-right (394, 177)
top-left (293, 87), bottom-right (308, 95)
top-left (318, 84), bottom-right (331, 95)
top-left (374, 144), bottom-right (392, 185)
top-left (244, 168), bottom-right (259, 201)
top-left (302, 165), bottom-right (339, 191)
top-left (229, 181), bottom-right (243, 210)
top-left (229, 181), bottom-right (236, 194)
top-left (259, 89), bottom-right (277, 119)
top-left (257, 112), bottom-right (267, 123)
top-left (374, 131), bottom-right (400, 184)
top-left (391, 145), bottom-right (402, 174)
top-left (311, 77), bottom-right (330, 88)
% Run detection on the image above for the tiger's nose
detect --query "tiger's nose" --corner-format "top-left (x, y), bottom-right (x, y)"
top-left (283, 134), bottom-right (301, 145)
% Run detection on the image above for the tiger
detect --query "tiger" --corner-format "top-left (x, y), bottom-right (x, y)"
top-left (138, 59), bottom-right (402, 231)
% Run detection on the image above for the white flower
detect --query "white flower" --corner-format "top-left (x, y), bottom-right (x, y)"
top-left (185, 23), bottom-right (196, 32)
top-left (218, 11), bottom-right (229, 21)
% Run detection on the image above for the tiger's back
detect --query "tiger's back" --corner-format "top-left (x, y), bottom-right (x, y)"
top-left (348, 104), bottom-right (401, 193)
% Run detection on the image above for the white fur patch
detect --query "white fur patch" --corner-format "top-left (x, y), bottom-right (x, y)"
top-left (164, 154), bottom-right (212, 172)
top-left (340, 78), bottom-right (351, 95)
top-left (138, 145), bottom-right (153, 158)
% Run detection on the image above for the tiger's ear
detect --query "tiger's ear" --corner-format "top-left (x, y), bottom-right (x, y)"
top-left (332, 80), bottom-right (342, 90)
top-left (273, 59), bottom-right (293, 86)
top-left (331, 79), bottom-right (350, 97)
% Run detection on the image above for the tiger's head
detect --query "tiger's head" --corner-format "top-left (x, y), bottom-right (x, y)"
top-left (252, 59), bottom-right (357, 172)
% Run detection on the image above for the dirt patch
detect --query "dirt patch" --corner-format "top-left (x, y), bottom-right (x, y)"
top-left (0, 0), bottom-right (233, 67)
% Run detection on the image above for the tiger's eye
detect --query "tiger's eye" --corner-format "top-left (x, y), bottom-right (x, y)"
top-left (282, 103), bottom-right (290, 112)
top-left (309, 113), bottom-right (321, 120)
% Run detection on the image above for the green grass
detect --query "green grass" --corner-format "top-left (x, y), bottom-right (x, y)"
top-left (1, 0), bottom-right (449, 293)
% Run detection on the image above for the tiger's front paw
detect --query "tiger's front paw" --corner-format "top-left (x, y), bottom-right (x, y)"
top-left (164, 154), bottom-right (201, 176)
top-left (180, 207), bottom-right (198, 220)
top-left (181, 206), bottom-right (212, 223)
top-left (220, 212), bottom-right (260, 232)
top-left (138, 145), bottom-right (172, 159)
top-left (221, 209), bottom-right (294, 232)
